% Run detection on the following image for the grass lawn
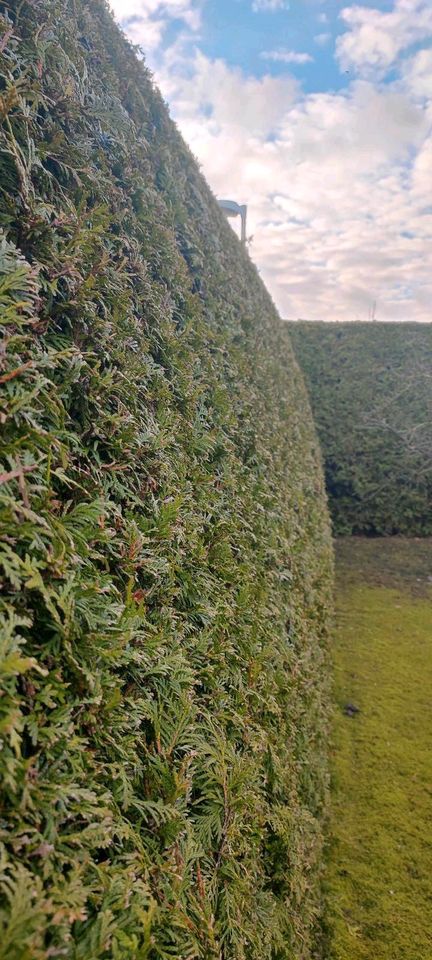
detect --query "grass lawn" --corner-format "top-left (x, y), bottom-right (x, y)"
top-left (324, 538), bottom-right (432, 960)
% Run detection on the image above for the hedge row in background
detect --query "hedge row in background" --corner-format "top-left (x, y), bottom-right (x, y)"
top-left (288, 321), bottom-right (432, 536)
top-left (0, 3), bottom-right (332, 958)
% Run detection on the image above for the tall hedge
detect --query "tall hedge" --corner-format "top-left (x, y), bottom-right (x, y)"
top-left (0, 4), bottom-right (332, 958)
top-left (288, 321), bottom-right (432, 535)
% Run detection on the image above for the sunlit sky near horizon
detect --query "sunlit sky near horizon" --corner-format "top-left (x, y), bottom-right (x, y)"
top-left (109, 0), bottom-right (432, 322)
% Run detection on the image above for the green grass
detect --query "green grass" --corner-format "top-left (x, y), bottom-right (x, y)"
top-left (325, 538), bottom-right (432, 960)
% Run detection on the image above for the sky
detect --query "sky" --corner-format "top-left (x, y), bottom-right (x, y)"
top-left (109, 0), bottom-right (432, 322)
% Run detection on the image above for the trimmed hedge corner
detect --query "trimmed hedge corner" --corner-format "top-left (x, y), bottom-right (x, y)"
top-left (288, 321), bottom-right (432, 536)
top-left (0, 3), bottom-right (332, 958)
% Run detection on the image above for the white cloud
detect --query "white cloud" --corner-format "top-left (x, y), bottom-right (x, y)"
top-left (159, 49), bottom-right (432, 321)
top-left (252, 0), bottom-right (288, 12)
top-left (314, 32), bottom-right (331, 47)
top-left (111, 1), bottom-right (432, 323)
top-left (109, 0), bottom-right (201, 50)
top-left (337, 0), bottom-right (432, 75)
top-left (260, 49), bottom-right (313, 64)
top-left (402, 47), bottom-right (432, 98)
top-left (159, 50), bottom-right (298, 137)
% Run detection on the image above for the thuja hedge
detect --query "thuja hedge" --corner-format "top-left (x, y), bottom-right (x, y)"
top-left (0, 3), bottom-right (333, 958)
top-left (288, 321), bottom-right (432, 535)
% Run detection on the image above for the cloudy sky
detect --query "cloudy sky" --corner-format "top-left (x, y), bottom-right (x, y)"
top-left (109, 0), bottom-right (432, 322)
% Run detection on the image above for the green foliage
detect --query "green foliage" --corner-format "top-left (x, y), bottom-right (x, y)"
top-left (288, 322), bottom-right (432, 535)
top-left (0, 3), bottom-right (332, 958)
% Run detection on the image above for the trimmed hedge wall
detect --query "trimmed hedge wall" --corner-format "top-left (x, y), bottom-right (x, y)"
top-left (288, 321), bottom-right (432, 535)
top-left (0, 3), bottom-right (332, 959)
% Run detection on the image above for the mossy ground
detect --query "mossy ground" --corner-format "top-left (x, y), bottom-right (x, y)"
top-left (324, 537), bottom-right (432, 959)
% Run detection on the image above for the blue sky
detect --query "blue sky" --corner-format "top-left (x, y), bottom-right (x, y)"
top-left (165, 0), bottom-right (358, 92)
top-left (110, 0), bottom-right (432, 321)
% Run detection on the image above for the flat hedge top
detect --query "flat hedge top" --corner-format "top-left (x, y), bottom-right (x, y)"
top-left (0, 3), bottom-right (332, 959)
